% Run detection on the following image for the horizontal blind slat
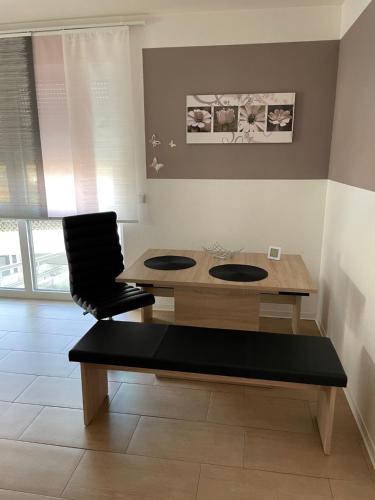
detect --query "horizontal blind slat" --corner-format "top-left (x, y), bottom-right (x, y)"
top-left (0, 36), bottom-right (47, 219)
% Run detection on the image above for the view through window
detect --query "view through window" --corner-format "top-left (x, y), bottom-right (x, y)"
top-left (29, 220), bottom-right (69, 292)
top-left (0, 219), bottom-right (69, 293)
top-left (0, 219), bottom-right (25, 289)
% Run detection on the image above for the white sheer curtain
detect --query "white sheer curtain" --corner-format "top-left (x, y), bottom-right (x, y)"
top-left (32, 27), bottom-right (138, 221)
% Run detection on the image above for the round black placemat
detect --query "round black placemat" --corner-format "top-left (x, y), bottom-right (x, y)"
top-left (209, 264), bottom-right (268, 282)
top-left (144, 255), bottom-right (197, 271)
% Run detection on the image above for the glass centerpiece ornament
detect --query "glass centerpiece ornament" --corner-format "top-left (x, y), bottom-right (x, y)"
top-left (202, 242), bottom-right (243, 260)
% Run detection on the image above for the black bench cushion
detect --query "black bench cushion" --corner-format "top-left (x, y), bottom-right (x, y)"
top-left (69, 321), bottom-right (347, 388)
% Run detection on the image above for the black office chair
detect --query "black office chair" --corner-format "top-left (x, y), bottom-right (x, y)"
top-left (62, 211), bottom-right (155, 319)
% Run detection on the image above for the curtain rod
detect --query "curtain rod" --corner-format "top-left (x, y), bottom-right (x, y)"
top-left (0, 20), bottom-right (145, 38)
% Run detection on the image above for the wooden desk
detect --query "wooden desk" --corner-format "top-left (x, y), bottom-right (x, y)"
top-left (117, 249), bottom-right (317, 333)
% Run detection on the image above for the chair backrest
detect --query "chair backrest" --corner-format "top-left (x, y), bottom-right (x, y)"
top-left (62, 212), bottom-right (124, 296)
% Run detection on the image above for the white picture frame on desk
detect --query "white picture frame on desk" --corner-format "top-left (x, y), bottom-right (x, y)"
top-left (268, 246), bottom-right (282, 260)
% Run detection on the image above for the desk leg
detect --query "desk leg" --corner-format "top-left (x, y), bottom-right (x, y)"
top-left (291, 296), bottom-right (302, 334)
top-left (141, 305), bottom-right (153, 322)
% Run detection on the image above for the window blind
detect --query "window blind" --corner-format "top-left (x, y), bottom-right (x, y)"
top-left (0, 28), bottom-right (138, 222)
top-left (0, 36), bottom-right (47, 219)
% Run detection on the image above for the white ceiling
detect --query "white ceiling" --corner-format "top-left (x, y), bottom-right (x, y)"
top-left (0, 0), bottom-right (344, 25)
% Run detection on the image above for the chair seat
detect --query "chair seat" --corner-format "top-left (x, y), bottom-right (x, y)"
top-left (73, 283), bottom-right (155, 319)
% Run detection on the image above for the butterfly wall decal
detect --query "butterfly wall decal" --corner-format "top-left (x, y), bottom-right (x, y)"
top-left (150, 156), bottom-right (164, 173)
top-left (149, 134), bottom-right (161, 148)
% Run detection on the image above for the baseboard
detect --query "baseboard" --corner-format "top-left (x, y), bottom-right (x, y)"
top-left (316, 319), bottom-right (327, 337)
top-left (344, 388), bottom-right (375, 470)
top-left (317, 319), bottom-right (375, 470)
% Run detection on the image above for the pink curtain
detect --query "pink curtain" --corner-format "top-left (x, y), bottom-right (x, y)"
top-left (32, 27), bottom-right (138, 221)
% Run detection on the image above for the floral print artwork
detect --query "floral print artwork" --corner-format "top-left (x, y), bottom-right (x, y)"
top-left (187, 107), bottom-right (212, 132)
top-left (238, 104), bottom-right (266, 134)
top-left (214, 106), bottom-right (238, 133)
top-left (186, 93), bottom-right (295, 143)
top-left (267, 105), bottom-right (294, 132)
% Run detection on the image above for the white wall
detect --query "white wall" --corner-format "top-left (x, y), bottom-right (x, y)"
top-left (318, 181), bottom-right (375, 465)
top-left (136, 6), bottom-right (341, 47)
top-left (123, 6), bottom-right (338, 316)
top-left (341, 0), bottom-right (372, 36)
top-left (318, 0), bottom-right (375, 467)
top-left (125, 179), bottom-right (327, 316)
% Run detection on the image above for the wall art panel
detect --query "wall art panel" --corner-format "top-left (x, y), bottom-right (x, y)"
top-left (186, 93), bottom-right (295, 144)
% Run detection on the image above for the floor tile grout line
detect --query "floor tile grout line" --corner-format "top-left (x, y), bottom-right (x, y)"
top-left (241, 429), bottom-right (246, 469)
top-left (0, 347), bottom-right (76, 356)
top-left (229, 462), bottom-right (370, 482)
top-left (0, 435), bottom-right (368, 484)
top-left (328, 478), bottom-right (335, 499)
top-left (0, 328), bottom-right (88, 336)
top-left (0, 331), bottom-right (77, 337)
top-left (0, 348), bottom-right (78, 356)
top-left (118, 413), bottom-right (252, 431)
top-left (0, 393), bottom-right (355, 443)
top-left (108, 380), bottom-right (122, 404)
top-left (9, 374), bottom-right (38, 403)
top-left (119, 450), bottom-right (243, 469)
top-left (0, 351), bottom-right (12, 363)
top-left (6, 433), bottom-right (245, 467)
top-left (124, 414), bottom-right (142, 453)
top-left (0, 348), bottom-right (74, 355)
top-left (59, 448), bottom-right (86, 498)
top-left (1, 370), bottom-right (76, 380)
top-left (87, 406), bottom-right (319, 435)
top-left (0, 316), bottom-right (92, 323)
top-left (0, 486), bottom-right (61, 499)
top-left (205, 391), bottom-right (213, 421)
top-left (3, 400), bottom-right (361, 460)
top-left (15, 403), bottom-right (45, 440)
top-left (3, 399), bottom-right (84, 410)
top-left (195, 463), bottom-right (202, 499)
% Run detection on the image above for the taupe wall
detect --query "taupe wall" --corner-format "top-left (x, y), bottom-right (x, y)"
top-left (143, 41), bottom-right (339, 179)
top-left (329, 0), bottom-right (375, 192)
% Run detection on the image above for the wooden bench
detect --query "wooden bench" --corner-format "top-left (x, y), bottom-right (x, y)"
top-left (69, 321), bottom-right (347, 455)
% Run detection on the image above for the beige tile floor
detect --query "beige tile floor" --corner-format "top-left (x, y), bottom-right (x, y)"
top-left (0, 298), bottom-right (373, 499)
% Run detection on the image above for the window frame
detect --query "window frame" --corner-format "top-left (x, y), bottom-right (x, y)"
top-left (0, 219), bottom-right (71, 300)
top-left (0, 219), bottom-right (125, 301)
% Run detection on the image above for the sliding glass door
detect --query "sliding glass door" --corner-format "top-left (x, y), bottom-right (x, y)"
top-left (0, 219), bottom-right (70, 299)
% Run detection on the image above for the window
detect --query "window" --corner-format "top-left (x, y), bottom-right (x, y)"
top-left (29, 220), bottom-right (69, 292)
top-left (0, 219), bottom-right (71, 297)
top-left (0, 219), bottom-right (25, 289)
top-left (0, 29), bottom-right (134, 298)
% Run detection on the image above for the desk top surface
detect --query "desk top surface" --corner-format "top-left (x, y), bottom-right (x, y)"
top-left (117, 249), bottom-right (317, 294)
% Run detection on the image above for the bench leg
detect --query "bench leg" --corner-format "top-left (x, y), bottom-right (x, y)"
top-left (141, 305), bottom-right (153, 322)
top-left (80, 363), bottom-right (108, 425)
top-left (317, 386), bottom-right (336, 455)
top-left (291, 296), bottom-right (302, 334)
